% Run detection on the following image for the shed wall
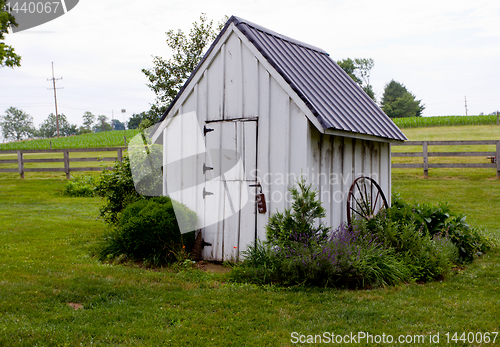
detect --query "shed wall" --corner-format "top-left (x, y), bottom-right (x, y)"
top-left (161, 30), bottom-right (392, 261)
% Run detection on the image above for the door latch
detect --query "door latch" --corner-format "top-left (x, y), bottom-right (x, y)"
top-left (249, 183), bottom-right (267, 214)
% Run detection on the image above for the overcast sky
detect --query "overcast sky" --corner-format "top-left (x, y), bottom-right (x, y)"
top-left (1, 0), bottom-right (499, 131)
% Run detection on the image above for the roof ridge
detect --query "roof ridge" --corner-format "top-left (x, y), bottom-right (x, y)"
top-left (231, 16), bottom-right (329, 56)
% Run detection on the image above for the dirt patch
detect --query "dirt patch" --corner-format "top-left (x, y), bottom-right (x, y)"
top-left (199, 262), bottom-right (232, 273)
top-left (67, 302), bottom-right (84, 310)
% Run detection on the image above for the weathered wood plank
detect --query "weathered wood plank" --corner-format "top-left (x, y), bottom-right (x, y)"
top-left (69, 157), bottom-right (117, 162)
top-left (0, 168), bottom-right (19, 172)
top-left (24, 168), bottom-right (66, 172)
top-left (70, 167), bottom-right (112, 171)
top-left (22, 158), bottom-right (65, 163)
top-left (429, 163), bottom-right (496, 168)
top-left (0, 159), bottom-right (19, 163)
top-left (391, 163), bottom-right (424, 168)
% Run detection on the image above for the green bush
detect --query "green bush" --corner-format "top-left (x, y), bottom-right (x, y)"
top-left (94, 157), bottom-right (142, 225)
top-left (266, 176), bottom-right (329, 249)
top-left (233, 179), bottom-right (408, 288)
top-left (97, 197), bottom-right (197, 266)
top-left (358, 215), bottom-right (457, 281)
top-left (63, 176), bottom-right (97, 197)
top-left (390, 194), bottom-right (493, 263)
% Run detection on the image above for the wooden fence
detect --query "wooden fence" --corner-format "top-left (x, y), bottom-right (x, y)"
top-left (0, 147), bottom-right (126, 179)
top-left (392, 140), bottom-right (500, 178)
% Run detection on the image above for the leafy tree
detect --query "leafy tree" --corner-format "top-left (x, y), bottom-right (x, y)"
top-left (37, 113), bottom-right (77, 138)
top-left (127, 112), bottom-right (147, 129)
top-left (82, 111), bottom-right (95, 130)
top-left (337, 58), bottom-right (375, 100)
top-left (381, 80), bottom-right (425, 118)
top-left (111, 119), bottom-right (125, 130)
top-left (142, 13), bottom-right (226, 122)
top-left (0, 107), bottom-right (34, 140)
top-left (0, 0), bottom-right (21, 67)
top-left (93, 115), bottom-right (112, 132)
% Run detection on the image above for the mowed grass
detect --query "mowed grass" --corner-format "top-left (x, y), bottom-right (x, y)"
top-left (0, 178), bottom-right (499, 345)
top-left (0, 129), bottom-right (140, 150)
top-left (1, 124), bottom-right (500, 346)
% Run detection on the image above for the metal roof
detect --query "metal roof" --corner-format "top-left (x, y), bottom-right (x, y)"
top-left (160, 16), bottom-right (407, 142)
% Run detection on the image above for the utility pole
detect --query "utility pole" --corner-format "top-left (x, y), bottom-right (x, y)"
top-left (47, 62), bottom-right (63, 137)
top-left (464, 96), bottom-right (468, 116)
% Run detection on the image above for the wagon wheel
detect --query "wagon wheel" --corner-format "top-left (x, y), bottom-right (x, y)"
top-left (346, 176), bottom-right (389, 225)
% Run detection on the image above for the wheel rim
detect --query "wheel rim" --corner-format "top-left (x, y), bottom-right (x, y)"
top-left (346, 176), bottom-right (389, 226)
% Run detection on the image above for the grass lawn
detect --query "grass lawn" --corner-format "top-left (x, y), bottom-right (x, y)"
top-left (0, 173), bottom-right (499, 346)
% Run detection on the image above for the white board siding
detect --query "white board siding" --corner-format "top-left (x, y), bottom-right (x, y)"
top-left (307, 126), bottom-right (391, 229)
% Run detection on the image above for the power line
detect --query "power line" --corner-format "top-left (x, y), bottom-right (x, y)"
top-left (47, 62), bottom-right (63, 137)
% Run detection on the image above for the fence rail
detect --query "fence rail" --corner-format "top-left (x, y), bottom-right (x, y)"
top-left (0, 147), bottom-right (126, 179)
top-left (392, 140), bottom-right (500, 178)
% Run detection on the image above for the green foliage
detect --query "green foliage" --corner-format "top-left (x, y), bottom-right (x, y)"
top-left (82, 111), bottom-right (95, 131)
top-left (358, 214), bottom-right (457, 281)
top-left (63, 175), bottom-right (98, 197)
top-left (0, 107), bottom-right (35, 141)
top-left (0, 0), bottom-right (21, 67)
top-left (266, 177), bottom-right (329, 248)
top-left (337, 57), bottom-right (375, 101)
top-left (97, 197), bottom-right (196, 266)
top-left (235, 181), bottom-right (493, 288)
top-left (93, 115), bottom-right (112, 133)
top-left (381, 80), bottom-right (425, 118)
top-left (36, 113), bottom-right (78, 138)
top-left (393, 114), bottom-right (499, 128)
top-left (142, 13), bottom-right (226, 120)
top-left (389, 194), bottom-right (493, 263)
top-left (234, 178), bottom-right (408, 288)
top-left (94, 157), bottom-right (142, 225)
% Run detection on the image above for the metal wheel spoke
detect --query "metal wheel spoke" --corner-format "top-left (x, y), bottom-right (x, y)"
top-left (347, 176), bottom-right (389, 224)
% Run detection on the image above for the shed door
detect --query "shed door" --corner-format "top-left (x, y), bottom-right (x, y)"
top-left (202, 119), bottom-right (258, 261)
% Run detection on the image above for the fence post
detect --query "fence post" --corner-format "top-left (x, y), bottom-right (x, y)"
top-left (17, 150), bottom-right (24, 179)
top-left (496, 140), bottom-right (500, 179)
top-left (117, 148), bottom-right (123, 162)
top-left (64, 150), bottom-right (70, 179)
top-left (423, 141), bottom-right (429, 178)
top-left (497, 111), bottom-right (499, 126)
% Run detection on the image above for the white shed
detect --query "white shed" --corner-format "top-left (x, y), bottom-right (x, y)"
top-left (150, 16), bottom-right (407, 261)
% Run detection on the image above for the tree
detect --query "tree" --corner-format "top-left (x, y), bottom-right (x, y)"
top-left (337, 58), bottom-right (375, 100)
top-left (381, 80), bottom-right (425, 118)
top-left (93, 115), bottom-right (112, 132)
top-left (111, 119), bottom-right (125, 130)
top-left (82, 111), bottom-right (95, 130)
top-left (37, 113), bottom-right (77, 138)
top-left (0, 0), bottom-right (21, 67)
top-left (142, 13), bottom-right (226, 122)
top-left (127, 112), bottom-right (148, 129)
top-left (0, 107), bottom-right (34, 140)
